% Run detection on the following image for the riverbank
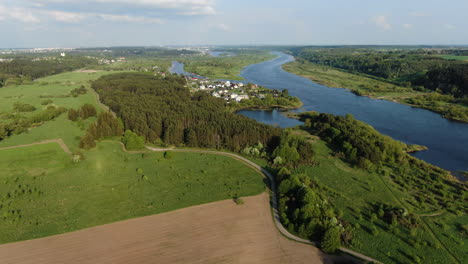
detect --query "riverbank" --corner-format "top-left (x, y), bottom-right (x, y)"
top-left (282, 60), bottom-right (468, 123)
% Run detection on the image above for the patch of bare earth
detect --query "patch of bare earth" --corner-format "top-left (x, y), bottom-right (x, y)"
top-left (0, 193), bottom-right (331, 264)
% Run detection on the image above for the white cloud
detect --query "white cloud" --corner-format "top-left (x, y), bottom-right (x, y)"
top-left (26, 0), bottom-right (216, 15)
top-left (403, 23), bottom-right (413, 29)
top-left (97, 14), bottom-right (162, 23)
top-left (214, 23), bottom-right (230, 31)
top-left (0, 3), bottom-right (164, 24)
top-left (44, 10), bottom-right (85, 23)
top-left (373, 15), bottom-right (391, 30)
top-left (0, 5), bottom-right (40, 23)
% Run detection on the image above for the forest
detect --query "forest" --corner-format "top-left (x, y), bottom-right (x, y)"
top-left (0, 57), bottom-right (96, 87)
top-left (290, 47), bottom-right (468, 98)
top-left (91, 72), bottom-right (281, 151)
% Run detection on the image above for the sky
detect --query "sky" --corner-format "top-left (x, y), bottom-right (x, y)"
top-left (0, 0), bottom-right (467, 48)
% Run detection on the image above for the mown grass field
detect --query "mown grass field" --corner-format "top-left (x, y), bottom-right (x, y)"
top-left (301, 139), bottom-right (466, 264)
top-left (0, 141), bottom-right (265, 244)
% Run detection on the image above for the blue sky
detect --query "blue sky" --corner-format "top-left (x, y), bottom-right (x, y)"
top-left (0, 0), bottom-right (467, 48)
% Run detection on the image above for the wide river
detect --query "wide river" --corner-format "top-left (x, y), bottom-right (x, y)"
top-left (171, 52), bottom-right (468, 179)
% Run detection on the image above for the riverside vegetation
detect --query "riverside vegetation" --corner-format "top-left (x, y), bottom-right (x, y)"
top-left (287, 47), bottom-right (468, 122)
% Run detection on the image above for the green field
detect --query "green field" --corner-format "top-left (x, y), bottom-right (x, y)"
top-left (301, 137), bottom-right (467, 264)
top-left (439, 55), bottom-right (468, 61)
top-left (0, 141), bottom-right (264, 244)
top-left (0, 71), bottom-right (266, 244)
top-left (0, 71), bottom-right (119, 151)
top-left (181, 51), bottom-right (277, 80)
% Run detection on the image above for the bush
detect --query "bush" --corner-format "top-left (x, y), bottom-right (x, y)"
top-left (41, 99), bottom-right (53, 105)
top-left (321, 226), bottom-right (342, 253)
top-left (233, 197), bottom-right (244, 205)
top-left (68, 109), bottom-right (79, 121)
top-left (79, 104), bottom-right (97, 119)
top-left (164, 151), bottom-right (173, 159)
top-left (13, 102), bottom-right (36, 112)
top-left (122, 130), bottom-right (145, 150)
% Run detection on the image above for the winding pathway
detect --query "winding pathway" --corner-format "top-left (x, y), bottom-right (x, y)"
top-left (146, 146), bottom-right (382, 264)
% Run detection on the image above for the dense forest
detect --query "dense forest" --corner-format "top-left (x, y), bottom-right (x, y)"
top-left (290, 47), bottom-right (468, 98)
top-left (0, 57), bottom-right (95, 87)
top-left (91, 72), bottom-right (281, 151)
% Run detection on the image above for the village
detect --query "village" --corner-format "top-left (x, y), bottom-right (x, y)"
top-left (186, 76), bottom-right (284, 104)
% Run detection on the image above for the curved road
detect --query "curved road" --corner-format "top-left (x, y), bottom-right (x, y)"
top-left (146, 146), bottom-right (382, 264)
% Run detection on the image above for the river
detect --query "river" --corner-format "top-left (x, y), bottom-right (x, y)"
top-left (171, 52), bottom-right (468, 179)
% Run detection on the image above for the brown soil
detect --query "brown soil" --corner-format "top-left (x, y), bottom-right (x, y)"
top-left (0, 194), bottom-right (331, 264)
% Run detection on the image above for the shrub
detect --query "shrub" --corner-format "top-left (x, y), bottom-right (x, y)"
top-left (164, 151), bottom-right (173, 159)
top-left (68, 109), bottom-right (79, 121)
top-left (13, 102), bottom-right (36, 112)
top-left (41, 99), bottom-right (53, 105)
top-left (79, 104), bottom-right (97, 119)
top-left (233, 197), bottom-right (244, 205)
top-left (122, 130), bottom-right (145, 150)
top-left (321, 226), bottom-right (342, 253)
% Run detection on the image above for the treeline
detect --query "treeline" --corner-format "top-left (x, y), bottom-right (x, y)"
top-left (290, 47), bottom-right (444, 82)
top-left (291, 47), bottom-right (468, 100)
top-left (425, 64), bottom-right (468, 98)
top-left (91, 73), bottom-right (281, 151)
top-left (0, 106), bottom-right (67, 141)
top-left (0, 57), bottom-right (95, 87)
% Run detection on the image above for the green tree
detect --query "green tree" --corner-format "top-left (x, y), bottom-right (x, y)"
top-left (68, 109), bottom-right (79, 121)
top-left (321, 226), bottom-right (342, 253)
top-left (122, 130), bottom-right (145, 150)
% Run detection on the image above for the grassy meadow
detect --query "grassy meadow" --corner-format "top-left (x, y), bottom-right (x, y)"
top-left (180, 51), bottom-right (277, 80)
top-left (0, 141), bottom-right (264, 244)
top-left (0, 71), bottom-right (266, 244)
top-left (0, 71), bottom-right (119, 151)
top-left (438, 55), bottom-right (468, 61)
top-left (300, 136), bottom-right (466, 264)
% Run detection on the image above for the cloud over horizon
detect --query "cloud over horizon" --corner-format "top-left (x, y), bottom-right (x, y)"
top-left (0, 0), bottom-right (467, 47)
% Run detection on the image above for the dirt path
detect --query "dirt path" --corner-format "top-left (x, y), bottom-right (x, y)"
top-left (0, 194), bottom-right (331, 264)
top-left (146, 146), bottom-right (380, 264)
top-left (0, 139), bottom-right (71, 155)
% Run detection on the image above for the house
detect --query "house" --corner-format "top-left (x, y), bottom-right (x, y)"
top-left (225, 81), bottom-right (231, 86)
top-left (230, 94), bottom-right (238, 99)
top-left (235, 95), bottom-right (249, 102)
top-left (199, 85), bottom-right (206, 90)
top-left (212, 92), bottom-right (221, 98)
